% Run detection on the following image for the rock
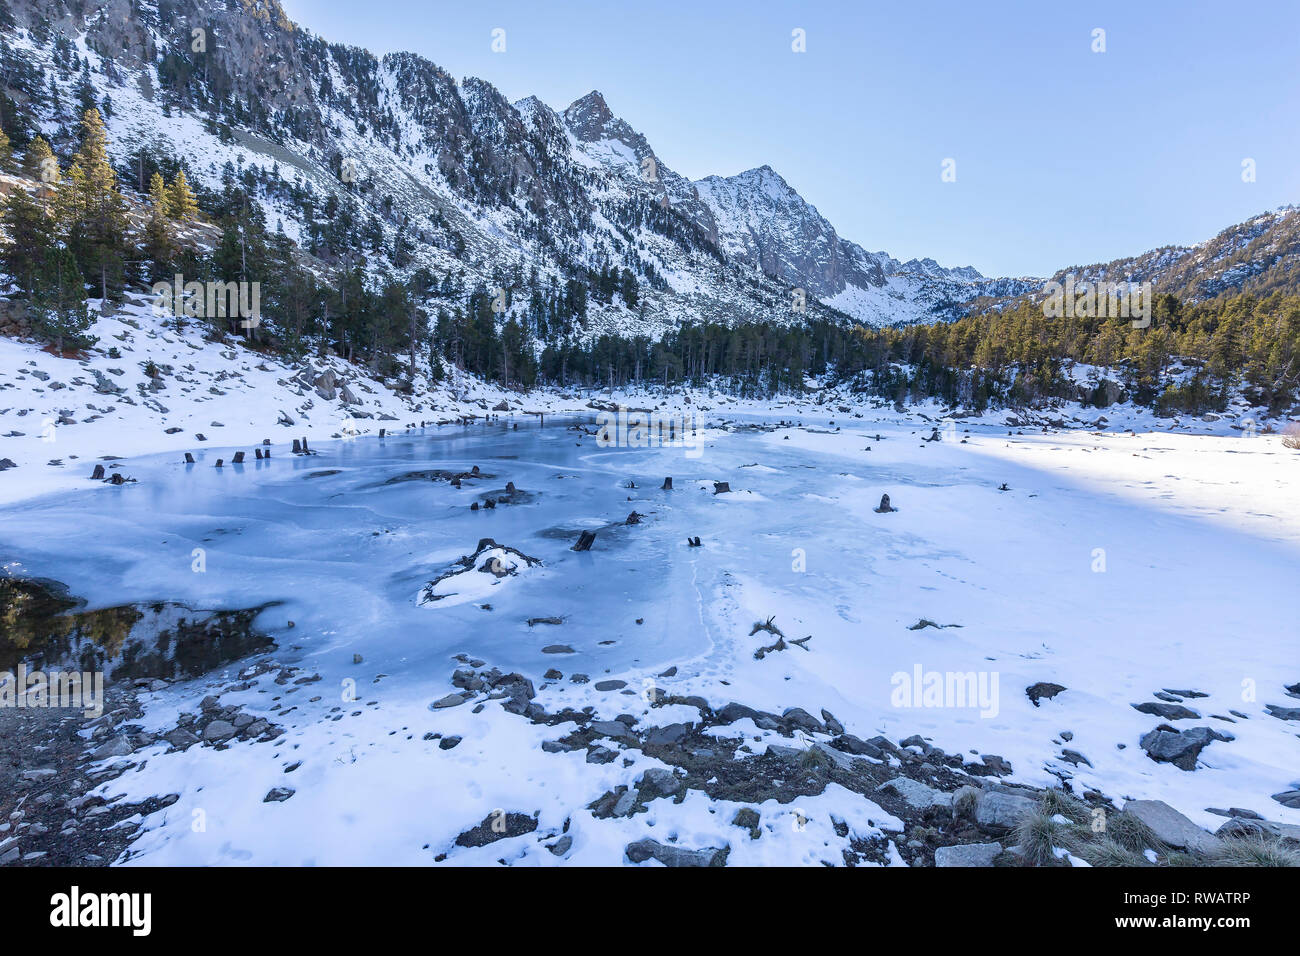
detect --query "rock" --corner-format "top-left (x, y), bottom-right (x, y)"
top-left (820, 709), bottom-right (845, 735)
top-left (637, 768), bottom-right (681, 798)
top-left (454, 812), bottom-right (537, 848)
top-left (1139, 725), bottom-right (1232, 770)
top-left (431, 693), bottom-right (469, 710)
top-left (1132, 702), bottom-right (1200, 720)
top-left (713, 481), bottom-right (731, 494)
top-left (935, 842), bottom-right (1003, 867)
top-left (586, 746), bottom-right (618, 765)
top-left (974, 790), bottom-right (1036, 830)
top-left (782, 707), bottom-right (825, 734)
top-left (0, 458), bottom-right (18, 471)
top-left (202, 720), bottom-right (237, 743)
top-left (590, 720), bottom-right (634, 740)
top-left (1265, 704), bottom-right (1300, 721)
top-left (263, 787), bottom-right (295, 803)
top-left (1271, 790), bottom-right (1300, 810)
top-left (1025, 682), bottom-right (1066, 706)
top-left (594, 679), bottom-right (627, 691)
top-left (834, 734), bottom-right (885, 759)
top-left (661, 477), bottom-right (673, 490)
top-left (1215, 816), bottom-right (1300, 843)
top-left (612, 791), bottom-right (637, 817)
top-left (541, 644), bottom-right (575, 654)
top-left (1122, 800), bottom-right (1219, 854)
top-left (439, 735), bottom-right (462, 750)
top-left (877, 777), bottom-right (952, 810)
top-left (625, 838), bottom-right (728, 867)
top-left (163, 728), bottom-right (200, 749)
top-left (548, 834), bottom-right (573, 856)
top-left (644, 722), bottom-right (691, 746)
top-left (91, 738), bottom-right (133, 760)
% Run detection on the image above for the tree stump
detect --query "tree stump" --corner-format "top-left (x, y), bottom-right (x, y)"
top-left (91, 464), bottom-right (105, 480)
top-left (661, 477), bottom-right (673, 490)
top-left (572, 530), bottom-right (596, 552)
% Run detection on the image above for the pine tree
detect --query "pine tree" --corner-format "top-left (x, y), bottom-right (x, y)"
top-left (62, 108), bottom-right (127, 301)
top-left (143, 172), bottom-right (176, 280)
top-left (0, 125), bottom-right (12, 173)
top-left (0, 187), bottom-right (55, 292)
top-left (168, 170), bottom-right (199, 220)
top-left (30, 244), bottom-right (94, 354)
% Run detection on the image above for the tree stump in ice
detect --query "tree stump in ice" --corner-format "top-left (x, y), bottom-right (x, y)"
top-left (661, 477), bottom-right (673, 490)
top-left (572, 530), bottom-right (596, 552)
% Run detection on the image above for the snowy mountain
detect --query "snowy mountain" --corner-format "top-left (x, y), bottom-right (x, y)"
top-left (0, 0), bottom-right (1032, 336)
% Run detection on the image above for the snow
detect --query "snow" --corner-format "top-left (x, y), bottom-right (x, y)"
top-left (3, 311), bottom-right (1297, 865)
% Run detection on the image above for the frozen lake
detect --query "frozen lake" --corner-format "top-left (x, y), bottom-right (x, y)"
top-left (3, 415), bottom-right (1298, 864)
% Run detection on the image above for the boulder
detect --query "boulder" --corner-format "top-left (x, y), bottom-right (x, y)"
top-left (1122, 800), bottom-right (1219, 854)
top-left (935, 842), bottom-right (1003, 867)
top-left (974, 790), bottom-right (1036, 830)
top-left (625, 838), bottom-right (728, 867)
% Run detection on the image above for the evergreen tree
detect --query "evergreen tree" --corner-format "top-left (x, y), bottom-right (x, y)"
top-left (0, 124), bottom-right (11, 173)
top-left (0, 186), bottom-right (55, 292)
top-left (30, 244), bottom-right (94, 354)
top-left (60, 109), bottom-right (127, 301)
top-left (142, 172), bottom-right (176, 280)
top-left (168, 170), bottom-right (199, 220)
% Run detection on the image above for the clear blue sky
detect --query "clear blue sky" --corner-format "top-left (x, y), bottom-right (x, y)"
top-left (280, 0), bottom-right (1300, 278)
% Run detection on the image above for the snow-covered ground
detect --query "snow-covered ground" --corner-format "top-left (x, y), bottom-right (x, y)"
top-left (1, 306), bottom-right (1298, 866)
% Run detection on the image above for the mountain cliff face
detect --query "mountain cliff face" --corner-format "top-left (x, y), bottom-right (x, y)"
top-left (0, 0), bottom-right (1291, 344)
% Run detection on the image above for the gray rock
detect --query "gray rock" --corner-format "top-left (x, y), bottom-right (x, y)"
top-left (202, 720), bottom-right (237, 743)
top-left (625, 838), bottom-right (728, 867)
top-left (1271, 790), bottom-right (1300, 810)
top-left (1215, 816), bottom-right (1300, 843)
top-left (455, 812), bottom-right (537, 848)
top-left (1265, 704), bottom-right (1300, 721)
top-left (1132, 702), bottom-right (1200, 720)
top-left (548, 834), bottom-right (573, 856)
top-left (439, 735), bottom-right (462, 750)
top-left (594, 679), bottom-right (627, 691)
top-left (612, 790), bottom-right (637, 817)
top-left (590, 720), bottom-right (634, 740)
top-left (431, 692), bottom-right (469, 710)
top-left (1122, 800), bottom-right (1219, 854)
top-left (1139, 725), bottom-right (1231, 770)
top-left (820, 709), bottom-right (845, 735)
top-left (876, 777), bottom-right (952, 810)
top-left (637, 768), bottom-right (681, 798)
top-left (975, 790), bottom-right (1037, 830)
top-left (644, 722), bottom-right (691, 746)
top-left (263, 787), bottom-right (295, 803)
top-left (935, 842), bottom-right (1003, 867)
top-left (90, 737), bottom-right (134, 759)
top-left (782, 707), bottom-right (825, 734)
top-left (163, 728), bottom-right (200, 749)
